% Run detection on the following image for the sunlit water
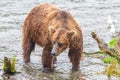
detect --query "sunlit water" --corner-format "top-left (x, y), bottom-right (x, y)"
top-left (0, 0), bottom-right (120, 80)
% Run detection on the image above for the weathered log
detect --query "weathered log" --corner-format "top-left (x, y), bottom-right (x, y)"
top-left (115, 32), bottom-right (120, 56)
top-left (91, 32), bottom-right (120, 62)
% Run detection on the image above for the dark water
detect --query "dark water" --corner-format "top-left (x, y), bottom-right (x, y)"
top-left (0, 0), bottom-right (120, 80)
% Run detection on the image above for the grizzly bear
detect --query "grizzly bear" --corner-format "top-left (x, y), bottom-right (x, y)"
top-left (22, 2), bottom-right (83, 72)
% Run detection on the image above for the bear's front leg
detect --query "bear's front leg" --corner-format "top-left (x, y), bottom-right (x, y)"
top-left (22, 38), bottom-right (35, 63)
top-left (68, 48), bottom-right (82, 71)
top-left (42, 43), bottom-right (55, 72)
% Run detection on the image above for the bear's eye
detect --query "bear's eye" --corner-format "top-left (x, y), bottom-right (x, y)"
top-left (58, 43), bottom-right (63, 47)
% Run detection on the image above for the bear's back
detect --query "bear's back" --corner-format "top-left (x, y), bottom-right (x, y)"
top-left (23, 3), bottom-right (82, 47)
top-left (30, 3), bottom-right (60, 21)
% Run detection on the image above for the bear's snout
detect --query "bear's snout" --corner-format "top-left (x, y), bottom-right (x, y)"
top-left (51, 43), bottom-right (59, 56)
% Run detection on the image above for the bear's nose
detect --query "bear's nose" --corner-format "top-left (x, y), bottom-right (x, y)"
top-left (51, 52), bottom-right (56, 56)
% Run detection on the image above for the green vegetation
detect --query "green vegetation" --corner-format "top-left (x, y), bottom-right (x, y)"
top-left (103, 57), bottom-right (117, 63)
top-left (101, 61), bottom-right (120, 77)
top-left (3, 56), bottom-right (16, 74)
top-left (11, 56), bottom-right (16, 73)
top-left (3, 57), bottom-right (11, 74)
top-left (108, 37), bottom-right (117, 48)
top-left (98, 37), bottom-right (120, 77)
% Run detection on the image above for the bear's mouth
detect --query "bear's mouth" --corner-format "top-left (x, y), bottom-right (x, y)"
top-left (51, 53), bottom-right (58, 56)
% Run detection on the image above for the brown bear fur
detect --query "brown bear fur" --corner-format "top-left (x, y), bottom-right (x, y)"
top-left (22, 3), bottom-right (83, 72)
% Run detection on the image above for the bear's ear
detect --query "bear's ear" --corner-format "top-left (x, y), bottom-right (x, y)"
top-left (67, 30), bottom-right (77, 39)
top-left (48, 26), bottom-right (56, 36)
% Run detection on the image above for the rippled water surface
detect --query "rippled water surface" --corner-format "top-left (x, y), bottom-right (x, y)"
top-left (0, 0), bottom-right (120, 80)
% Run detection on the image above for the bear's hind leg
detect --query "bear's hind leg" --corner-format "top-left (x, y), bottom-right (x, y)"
top-left (68, 48), bottom-right (82, 71)
top-left (22, 37), bottom-right (35, 63)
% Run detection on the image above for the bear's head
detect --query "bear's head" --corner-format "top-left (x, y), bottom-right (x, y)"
top-left (48, 26), bottom-right (77, 56)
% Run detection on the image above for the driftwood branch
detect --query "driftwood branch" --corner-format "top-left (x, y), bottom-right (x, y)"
top-left (91, 32), bottom-right (120, 62)
top-left (115, 32), bottom-right (120, 55)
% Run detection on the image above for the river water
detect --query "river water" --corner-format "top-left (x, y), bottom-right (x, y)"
top-left (0, 0), bottom-right (120, 80)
